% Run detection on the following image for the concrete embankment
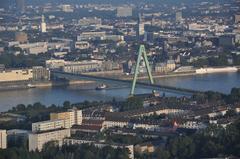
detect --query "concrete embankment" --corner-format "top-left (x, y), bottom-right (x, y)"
top-left (0, 80), bottom-right (95, 91)
top-left (0, 66), bottom-right (239, 91)
top-left (195, 67), bottom-right (238, 74)
top-left (32, 80), bottom-right (94, 88)
top-left (122, 66), bottom-right (240, 80)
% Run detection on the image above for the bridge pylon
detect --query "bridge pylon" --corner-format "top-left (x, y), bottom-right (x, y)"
top-left (130, 45), bottom-right (154, 96)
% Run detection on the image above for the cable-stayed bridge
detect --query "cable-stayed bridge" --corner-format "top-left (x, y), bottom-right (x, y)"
top-left (52, 70), bottom-right (202, 96)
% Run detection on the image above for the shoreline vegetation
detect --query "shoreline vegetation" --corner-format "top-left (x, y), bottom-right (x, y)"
top-left (1, 87), bottom-right (240, 129)
top-left (0, 88), bottom-right (240, 159)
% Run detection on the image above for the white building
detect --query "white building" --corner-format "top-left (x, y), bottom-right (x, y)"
top-left (0, 69), bottom-right (33, 82)
top-left (32, 119), bottom-right (70, 133)
top-left (40, 15), bottom-right (47, 33)
top-left (138, 23), bottom-right (145, 36)
top-left (62, 60), bottom-right (103, 73)
top-left (188, 23), bottom-right (209, 31)
top-left (60, 4), bottom-right (74, 12)
top-left (18, 42), bottom-right (48, 55)
top-left (117, 7), bottom-right (132, 17)
top-left (103, 118), bottom-right (129, 129)
top-left (77, 31), bottom-right (106, 41)
top-left (45, 59), bottom-right (66, 69)
top-left (101, 35), bottom-right (124, 41)
top-left (32, 109), bottom-right (82, 133)
top-left (75, 41), bottom-right (90, 50)
top-left (29, 129), bottom-right (70, 151)
top-left (78, 17), bottom-right (101, 26)
top-left (0, 130), bottom-right (7, 149)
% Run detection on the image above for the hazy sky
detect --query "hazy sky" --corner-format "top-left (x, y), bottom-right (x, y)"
top-left (0, 0), bottom-right (226, 8)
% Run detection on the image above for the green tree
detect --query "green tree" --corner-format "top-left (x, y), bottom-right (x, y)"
top-left (168, 136), bottom-right (195, 159)
top-left (121, 96), bottom-right (143, 111)
top-left (63, 101), bottom-right (71, 109)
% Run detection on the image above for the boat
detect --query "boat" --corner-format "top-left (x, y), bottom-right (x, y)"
top-left (27, 84), bottom-right (36, 88)
top-left (96, 84), bottom-right (107, 90)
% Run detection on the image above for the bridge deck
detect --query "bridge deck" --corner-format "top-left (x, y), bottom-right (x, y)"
top-left (52, 71), bottom-right (204, 95)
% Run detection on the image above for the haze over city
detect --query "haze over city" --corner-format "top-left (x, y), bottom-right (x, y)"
top-left (0, 0), bottom-right (240, 159)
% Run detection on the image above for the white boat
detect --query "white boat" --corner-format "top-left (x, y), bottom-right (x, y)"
top-left (95, 84), bottom-right (107, 90)
top-left (27, 84), bottom-right (36, 88)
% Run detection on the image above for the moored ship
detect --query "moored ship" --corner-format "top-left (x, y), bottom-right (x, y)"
top-left (95, 84), bottom-right (107, 90)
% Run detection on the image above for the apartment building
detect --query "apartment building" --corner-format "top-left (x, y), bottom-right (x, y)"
top-left (0, 69), bottom-right (33, 82)
top-left (0, 130), bottom-right (7, 149)
top-left (32, 119), bottom-right (70, 133)
top-left (28, 128), bottom-right (70, 151)
top-left (0, 67), bottom-right (50, 83)
top-left (50, 108), bottom-right (83, 127)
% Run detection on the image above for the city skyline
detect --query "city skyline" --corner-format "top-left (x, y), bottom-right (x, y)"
top-left (0, 0), bottom-right (240, 159)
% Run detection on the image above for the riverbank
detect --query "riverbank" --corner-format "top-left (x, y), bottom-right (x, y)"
top-left (32, 80), bottom-right (94, 88)
top-left (0, 66), bottom-right (239, 91)
top-left (0, 80), bottom-right (95, 91)
top-left (0, 72), bottom-right (239, 112)
top-left (122, 66), bottom-right (240, 80)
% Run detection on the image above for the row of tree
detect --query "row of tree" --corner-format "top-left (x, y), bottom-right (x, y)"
top-left (192, 87), bottom-right (240, 104)
top-left (0, 53), bottom-right (46, 68)
top-left (137, 118), bottom-right (240, 159)
top-left (0, 100), bottom-right (103, 130)
top-left (0, 143), bottom-right (130, 159)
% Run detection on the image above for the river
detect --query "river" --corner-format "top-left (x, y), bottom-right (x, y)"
top-left (0, 72), bottom-right (239, 112)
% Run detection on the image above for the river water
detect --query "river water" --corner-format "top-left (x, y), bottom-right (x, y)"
top-left (0, 72), bottom-right (239, 112)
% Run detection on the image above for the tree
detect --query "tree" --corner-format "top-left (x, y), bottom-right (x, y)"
top-left (168, 136), bottom-right (195, 159)
top-left (155, 148), bottom-right (171, 159)
top-left (15, 104), bottom-right (26, 111)
top-left (201, 141), bottom-right (223, 158)
top-left (121, 96), bottom-right (143, 111)
top-left (63, 101), bottom-right (71, 109)
top-left (225, 109), bottom-right (237, 117)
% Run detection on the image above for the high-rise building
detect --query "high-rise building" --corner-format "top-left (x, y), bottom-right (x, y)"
top-left (137, 14), bottom-right (145, 39)
top-left (50, 108), bottom-right (83, 126)
top-left (40, 15), bottom-right (47, 33)
top-left (32, 119), bottom-right (70, 133)
top-left (176, 11), bottom-right (182, 23)
top-left (29, 129), bottom-right (70, 151)
top-left (235, 14), bottom-right (240, 23)
top-left (16, 0), bottom-right (25, 13)
top-left (116, 7), bottom-right (132, 17)
top-left (0, 130), bottom-right (7, 149)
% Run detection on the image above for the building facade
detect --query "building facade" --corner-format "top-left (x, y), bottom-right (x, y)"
top-left (0, 69), bottom-right (33, 82)
top-left (116, 7), bottom-right (132, 17)
top-left (75, 41), bottom-right (90, 50)
top-left (50, 108), bottom-right (83, 127)
top-left (0, 130), bottom-right (7, 149)
top-left (15, 32), bottom-right (28, 43)
top-left (32, 119), bottom-right (70, 133)
top-left (77, 32), bottom-right (106, 41)
top-left (62, 61), bottom-right (103, 73)
top-left (28, 129), bottom-right (70, 151)
top-left (154, 60), bottom-right (176, 73)
top-left (32, 66), bottom-right (50, 81)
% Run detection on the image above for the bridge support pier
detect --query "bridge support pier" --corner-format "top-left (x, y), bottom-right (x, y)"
top-left (130, 45), bottom-right (154, 96)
